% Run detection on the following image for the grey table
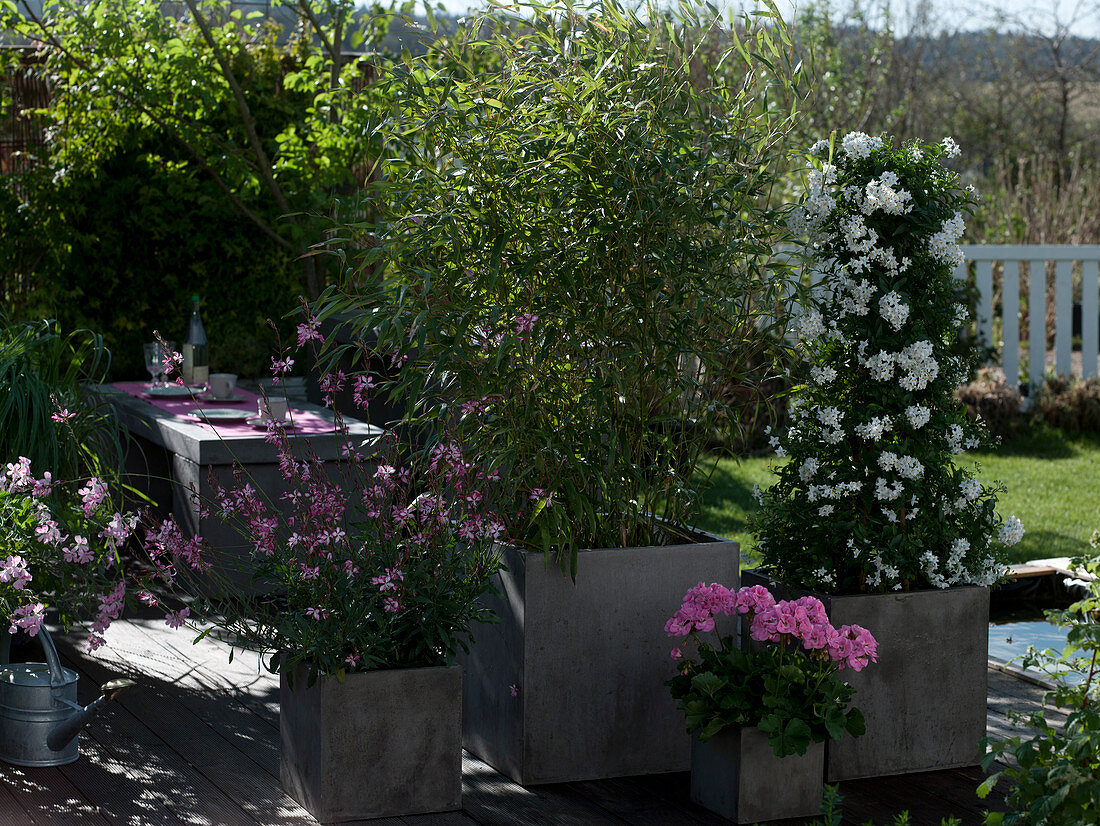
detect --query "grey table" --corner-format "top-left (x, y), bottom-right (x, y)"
top-left (98, 384), bottom-right (384, 585)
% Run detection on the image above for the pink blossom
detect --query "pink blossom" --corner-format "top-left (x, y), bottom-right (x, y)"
top-left (165, 608), bottom-right (190, 629)
top-left (305, 606), bottom-right (329, 620)
top-left (34, 519), bottom-right (64, 547)
top-left (31, 472), bottom-right (54, 498)
top-left (271, 356), bottom-right (295, 382)
top-left (513, 313), bottom-right (539, 340)
top-left (670, 647), bottom-right (682, 660)
top-left (63, 535), bottom-right (95, 565)
top-left (137, 590), bottom-right (159, 607)
top-left (8, 603), bottom-right (45, 637)
top-left (2, 457), bottom-right (33, 493)
top-left (0, 555), bottom-right (32, 590)
top-left (77, 477), bottom-right (108, 516)
top-left (296, 315), bottom-right (325, 349)
top-left (51, 408), bottom-right (75, 424)
top-left (345, 652), bottom-right (360, 667)
top-left (509, 684), bottom-right (519, 697)
top-left (352, 375), bottom-right (375, 409)
top-left (383, 596), bottom-right (403, 613)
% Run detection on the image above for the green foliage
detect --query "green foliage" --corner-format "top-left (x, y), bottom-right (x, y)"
top-left (752, 134), bottom-right (1018, 593)
top-left (0, 0), bottom-right (398, 377)
top-left (322, 0), bottom-right (803, 569)
top-left (0, 315), bottom-right (124, 482)
top-left (668, 636), bottom-right (863, 758)
top-left (979, 555), bottom-right (1100, 825)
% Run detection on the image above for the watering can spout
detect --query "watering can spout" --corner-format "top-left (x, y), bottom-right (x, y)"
top-left (46, 679), bottom-right (136, 753)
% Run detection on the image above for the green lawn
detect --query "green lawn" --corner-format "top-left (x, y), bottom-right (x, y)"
top-left (694, 427), bottom-right (1100, 565)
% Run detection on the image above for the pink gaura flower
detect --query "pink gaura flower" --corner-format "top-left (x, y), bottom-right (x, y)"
top-left (165, 608), bottom-right (190, 629)
top-left (296, 315), bottom-right (324, 349)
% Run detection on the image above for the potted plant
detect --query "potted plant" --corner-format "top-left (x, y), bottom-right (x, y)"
top-left (137, 349), bottom-right (513, 822)
top-left (317, 1), bottom-right (801, 784)
top-left (748, 132), bottom-right (1026, 780)
top-left (665, 581), bottom-right (876, 822)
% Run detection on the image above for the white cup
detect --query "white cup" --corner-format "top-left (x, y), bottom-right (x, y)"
top-left (258, 397), bottom-right (289, 423)
top-left (209, 373), bottom-right (238, 400)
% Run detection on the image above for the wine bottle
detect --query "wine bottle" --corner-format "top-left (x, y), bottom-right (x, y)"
top-left (182, 294), bottom-right (209, 385)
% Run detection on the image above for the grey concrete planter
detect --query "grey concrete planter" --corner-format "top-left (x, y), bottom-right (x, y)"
top-left (280, 663), bottom-right (462, 822)
top-left (691, 727), bottom-right (824, 823)
top-left (459, 533), bottom-right (741, 785)
top-left (743, 570), bottom-right (989, 781)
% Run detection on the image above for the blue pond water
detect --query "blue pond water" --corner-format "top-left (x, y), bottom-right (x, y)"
top-left (989, 615), bottom-right (1083, 684)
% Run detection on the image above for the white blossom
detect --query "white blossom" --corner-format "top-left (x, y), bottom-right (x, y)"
top-left (810, 365), bottom-right (837, 385)
top-left (905, 405), bottom-right (931, 429)
top-left (799, 458), bottom-right (819, 482)
top-left (997, 515), bottom-right (1024, 546)
top-left (878, 291), bottom-right (910, 331)
top-left (841, 131), bottom-right (884, 160)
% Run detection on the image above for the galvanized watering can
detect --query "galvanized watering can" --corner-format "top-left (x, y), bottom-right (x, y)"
top-left (0, 627), bottom-right (134, 766)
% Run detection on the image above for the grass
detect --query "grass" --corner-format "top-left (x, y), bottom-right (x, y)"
top-left (693, 426), bottom-right (1100, 566)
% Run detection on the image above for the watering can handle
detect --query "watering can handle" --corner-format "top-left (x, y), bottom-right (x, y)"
top-left (0, 627), bottom-right (67, 687)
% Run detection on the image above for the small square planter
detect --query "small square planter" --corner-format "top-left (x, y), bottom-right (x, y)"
top-left (743, 570), bottom-right (989, 781)
top-left (280, 663), bottom-right (462, 822)
top-left (459, 532), bottom-right (740, 785)
top-left (691, 727), bottom-right (825, 823)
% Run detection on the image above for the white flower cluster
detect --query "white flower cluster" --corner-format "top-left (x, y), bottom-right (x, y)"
top-left (862, 172), bottom-right (913, 216)
top-left (841, 131), bottom-right (884, 160)
top-left (865, 555), bottom-right (902, 589)
top-left (799, 458), bottom-right (819, 482)
top-left (953, 303), bottom-right (969, 327)
top-left (808, 480), bottom-right (863, 501)
top-left (954, 477), bottom-right (982, 510)
top-left (877, 451), bottom-right (924, 479)
top-left (946, 423), bottom-right (965, 453)
top-left (921, 551), bottom-right (950, 589)
top-left (799, 308), bottom-right (826, 340)
top-left (787, 166), bottom-right (837, 240)
top-left (811, 365), bottom-right (838, 385)
top-left (816, 406), bottom-right (844, 428)
top-left (874, 477), bottom-right (904, 501)
top-left (895, 340), bottom-right (940, 391)
top-left (817, 504), bottom-right (834, 517)
top-left (928, 211), bottom-right (966, 269)
top-left (855, 415), bottom-right (892, 441)
top-left (905, 405), bottom-right (931, 429)
top-left (836, 275), bottom-right (875, 316)
top-left (997, 515), bottom-right (1025, 546)
top-left (878, 290), bottom-right (910, 331)
top-left (941, 136), bottom-right (961, 158)
top-left (864, 349), bottom-right (895, 381)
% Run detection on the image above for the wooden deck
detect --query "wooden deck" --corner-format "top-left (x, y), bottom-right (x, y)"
top-left (0, 615), bottom-right (1056, 826)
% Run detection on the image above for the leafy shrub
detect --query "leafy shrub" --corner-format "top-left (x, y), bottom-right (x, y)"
top-left (979, 553), bottom-right (1100, 825)
top-left (1034, 375), bottom-right (1100, 435)
top-left (955, 369), bottom-right (1026, 441)
top-left (0, 315), bottom-right (125, 482)
top-left (324, 1), bottom-right (803, 571)
top-left (753, 134), bottom-right (1022, 593)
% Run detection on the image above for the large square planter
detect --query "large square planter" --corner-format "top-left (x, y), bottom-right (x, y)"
top-left (458, 532), bottom-right (740, 785)
top-left (280, 663), bottom-right (462, 822)
top-left (743, 570), bottom-right (989, 781)
top-left (691, 727), bottom-right (824, 823)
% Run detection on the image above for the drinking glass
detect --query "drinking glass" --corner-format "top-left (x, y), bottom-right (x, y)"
top-left (143, 342), bottom-right (164, 387)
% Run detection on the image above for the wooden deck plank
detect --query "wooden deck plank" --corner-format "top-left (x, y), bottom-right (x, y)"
top-left (50, 635), bottom-right (271, 826)
top-left (8, 616), bottom-right (1070, 826)
top-left (459, 753), bottom-right (627, 825)
top-left (0, 762), bottom-right (111, 825)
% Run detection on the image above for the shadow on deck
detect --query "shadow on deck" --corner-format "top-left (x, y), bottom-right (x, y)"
top-left (0, 616), bottom-right (1046, 826)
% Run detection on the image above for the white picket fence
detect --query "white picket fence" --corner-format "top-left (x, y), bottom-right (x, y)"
top-left (959, 245), bottom-right (1100, 391)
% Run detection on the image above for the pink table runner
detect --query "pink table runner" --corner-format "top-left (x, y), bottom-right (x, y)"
top-left (111, 382), bottom-right (338, 437)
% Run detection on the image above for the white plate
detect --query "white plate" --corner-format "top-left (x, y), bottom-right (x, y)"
top-left (196, 393), bottom-right (248, 404)
top-left (188, 407), bottom-right (253, 423)
top-left (146, 385), bottom-right (196, 398)
top-left (246, 416), bottom-right (294, 430)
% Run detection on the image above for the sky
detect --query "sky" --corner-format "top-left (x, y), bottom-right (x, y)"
top-left (430, 0), bottom-right (1100, 39)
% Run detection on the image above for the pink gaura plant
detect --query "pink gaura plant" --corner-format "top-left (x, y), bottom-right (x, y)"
top-left (135, 373), bottom-right (523, 681)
